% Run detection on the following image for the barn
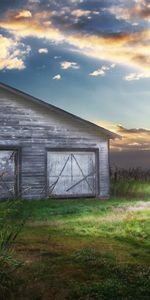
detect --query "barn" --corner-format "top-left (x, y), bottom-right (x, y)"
top-left (0, 82), bottom-right (119, 200)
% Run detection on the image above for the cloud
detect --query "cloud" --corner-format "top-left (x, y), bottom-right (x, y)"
top-left (71, 9), bottom-right (91, 18)
top-left (71, 8), bottom-right (100, 18)
top-left (89, 68), bottom-right (105, 77)
top-left (131, 0), bottom-right (150, 22)
top-left (54, 56), bottom-right (61, 59)
top-left (52, 74), bottom-right (61, 80)
top-left (108, 6), bottom-right (131, 21)
top-left (67, 30), bottom-right (150, 72)
top-left (0, 34), bottom-right (31, 70)
top-left (60, 61), bottom-right (80, 70)
top-left (0, 11), bottom-right (64, 42)
top-left (89, 64), bottom-right (115, 77)
top-left (38, 48), bottom-right (48, 54)
top-left (117, 125), bottom-right (150, 134)
top-left (15, 10), bottom-right (32, 19)
top-left (108, 0), bottom-right (150, 23)
top-left (124, 72), bottom-right (150, 81)
top-left (111, 63), bottom-right (116, 68)
top-left (28, 0), bottom-right (40, 3)
top-left (0, 8), bottom-right (150, 73)
top-left (95, 120), bottom-right (150, 151)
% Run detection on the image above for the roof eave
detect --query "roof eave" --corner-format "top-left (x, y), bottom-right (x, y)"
top-left (0, 82), bottom-right (121, 140)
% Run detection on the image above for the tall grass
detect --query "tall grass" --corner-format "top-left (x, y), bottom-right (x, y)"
top-left (110, 168), bottom-right (150, 198)
top-left (0, 200), bottom-right (27, 299)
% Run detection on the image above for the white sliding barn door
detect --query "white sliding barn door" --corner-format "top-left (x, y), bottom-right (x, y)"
top-left (47, 151), bottom-right (97, 197)
top-left (0, 150), bottom-right (18, 199)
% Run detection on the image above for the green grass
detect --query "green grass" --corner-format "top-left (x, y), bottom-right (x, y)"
top-left (111, 179), bottom-right (150, 198)
top-left (0, 197), bottom-right (150, 299)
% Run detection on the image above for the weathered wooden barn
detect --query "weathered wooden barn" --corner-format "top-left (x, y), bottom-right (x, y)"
top-left (0, 82), bottom-right (119, 200)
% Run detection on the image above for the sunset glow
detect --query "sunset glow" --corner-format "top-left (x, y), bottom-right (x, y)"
top-left (0, 0), bottom-right (150, 160)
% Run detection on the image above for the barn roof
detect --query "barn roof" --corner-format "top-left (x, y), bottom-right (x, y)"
top-left (0, 82), bottom-right (120, 139)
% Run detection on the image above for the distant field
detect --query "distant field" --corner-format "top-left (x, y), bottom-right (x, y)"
top-left (0, 196), bottom-right (150, 300)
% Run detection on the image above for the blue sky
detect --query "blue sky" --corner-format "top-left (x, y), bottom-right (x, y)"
top-left (0, 0), bottom-right (150, 154)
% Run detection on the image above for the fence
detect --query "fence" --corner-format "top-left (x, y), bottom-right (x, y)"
top-left (110, 167), bottom-right (150, 182)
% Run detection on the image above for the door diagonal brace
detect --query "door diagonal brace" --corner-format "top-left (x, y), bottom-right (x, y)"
top-left (72, 154), bottom-right (94, 192)
top-left (66, 171), bottom-right (95, 192)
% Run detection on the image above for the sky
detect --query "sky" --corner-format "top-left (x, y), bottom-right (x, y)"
top-left (0, 0), bottom-right (150, 167)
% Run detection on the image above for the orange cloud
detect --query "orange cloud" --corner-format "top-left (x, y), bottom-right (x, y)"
top-left (71, 9), bottom-right (91, 18)
top-left (66, 30), bottom-right (150, 71)
top-left (15, 10), bottom-right (32, 19)
top-left (0, 9), bottom-right (150, 72)
top-left (71, 9), bottom-right (99, 18)
top-left (130, 0), bottom-right (150, 22)
top-left (95, 120), bottom-right (150, 151)
top-left (109, 0), bottom-right (150, 22)
top-left (0, 14), bottom-right (64, 42)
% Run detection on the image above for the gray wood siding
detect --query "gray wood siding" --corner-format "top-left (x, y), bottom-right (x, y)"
top-left (0, 88), bottom-right (110, 199)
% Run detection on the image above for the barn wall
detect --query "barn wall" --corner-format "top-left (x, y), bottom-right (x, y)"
top-left (0, 88), bottom-right (110, 199)
top-left (98, 141), bottom-right (109, 198)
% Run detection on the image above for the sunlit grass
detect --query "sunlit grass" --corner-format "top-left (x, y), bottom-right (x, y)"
top-left (0, 197), bottom-right (150, 299)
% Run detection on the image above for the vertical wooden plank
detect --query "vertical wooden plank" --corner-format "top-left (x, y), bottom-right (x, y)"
top-left (98, 140), bottom-right (110, 198)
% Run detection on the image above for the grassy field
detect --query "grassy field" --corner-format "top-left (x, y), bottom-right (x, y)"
top-left (0, 196), bottom-right (150, 300)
